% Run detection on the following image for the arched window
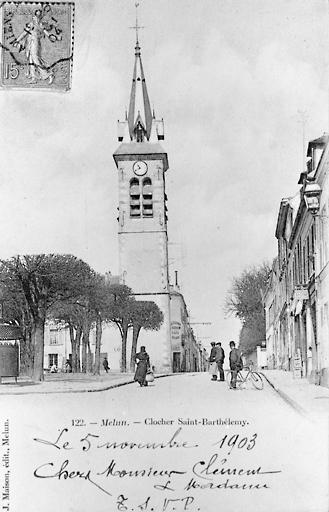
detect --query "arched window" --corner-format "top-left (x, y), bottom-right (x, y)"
top-left (130, 178), bottom-right (141, 217)
top-left (142, 177), bottom-right (153, 217)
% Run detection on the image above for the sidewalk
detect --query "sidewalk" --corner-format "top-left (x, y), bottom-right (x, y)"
top-left (0, 372), bottom-right (137, 395)
top-left (0, 371), bottom-right (178, 395)
top-left (262, 369), bottom-right (329, 420)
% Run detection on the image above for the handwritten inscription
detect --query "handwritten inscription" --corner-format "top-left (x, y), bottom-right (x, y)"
top-left (32, 422), bottom-right (282, 511)
top-left (34, 427), bottom-right (199, 452)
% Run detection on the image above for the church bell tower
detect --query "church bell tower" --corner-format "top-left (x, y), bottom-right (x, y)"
top-left (113, 29), bottom-right (172, 372)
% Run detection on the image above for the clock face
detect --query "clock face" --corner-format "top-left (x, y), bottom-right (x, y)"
top-left (133, 160), bottom-right (148, 176)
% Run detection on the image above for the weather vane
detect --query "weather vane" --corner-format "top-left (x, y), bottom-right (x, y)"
top-left (129, 2), bottom-right (144, 44)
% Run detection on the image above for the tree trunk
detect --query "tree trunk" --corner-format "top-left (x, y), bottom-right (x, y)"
top-left (87, 340), bottom-right (92, 373)
top-left (69, 324), bottom-right (76, 371)
top-left (70, 325), bottom-right (82, 373)
top-left (76, 329), bottom-right (82, 371)
top-left (81, 337), bottom-right (87, 373)
top-left (94, 315), bottom-right (102, 375)
top-left (130, 324), bottom-right (141, 372)
top-left (32, 317), bottom-right (45, 381)
top-left (20, 327), bottom-right (33, 377)
top-left (121, 320), bottom-right (129, 373)
top-left (81, 323), bottom-right (91, 373)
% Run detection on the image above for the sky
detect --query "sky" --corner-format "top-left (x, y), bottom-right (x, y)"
top-left (0, 0), bottom-right (328, 350)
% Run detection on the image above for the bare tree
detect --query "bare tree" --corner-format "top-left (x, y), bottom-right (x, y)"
top-left (225, 262), bottom-right (271, 355)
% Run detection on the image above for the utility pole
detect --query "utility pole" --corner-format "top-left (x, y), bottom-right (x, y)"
top-left (297, 110), bottom-right (308, 172)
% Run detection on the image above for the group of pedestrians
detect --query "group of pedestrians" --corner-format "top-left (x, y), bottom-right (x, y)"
top-left (105, 341), bottom-right (242, 390)
top-left (209, 340), bottom-right (243, 389)
top-left (209, 342), bottom-right (225, 381)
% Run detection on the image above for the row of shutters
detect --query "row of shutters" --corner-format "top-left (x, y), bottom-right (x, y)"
top-left (130, 177), bottom-right (153, 217)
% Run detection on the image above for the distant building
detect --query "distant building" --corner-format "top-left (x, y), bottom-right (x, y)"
top-left (43, 320), bottom-right (111, 372)
top-left (43, 273), bottom-right (207, 374)
top-left (264, 134), bottom-right (329, 387)
top-left (312, 135), bottom-right (329, 386)
top-left (243, 345), bottom-right (267, 371)
top-left (169, 280), bottom-right (205, 373)
top-left (44, 322), bottom-right (70, 371)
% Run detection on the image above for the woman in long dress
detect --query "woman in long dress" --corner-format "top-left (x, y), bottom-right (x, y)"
top-left (14, 10), bottom-right (55, 84)
top-left (134, 346), bottom-right (150, 387)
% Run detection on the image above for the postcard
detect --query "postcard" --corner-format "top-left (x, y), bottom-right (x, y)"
top-left (0, 1), bottom-right (328, 512)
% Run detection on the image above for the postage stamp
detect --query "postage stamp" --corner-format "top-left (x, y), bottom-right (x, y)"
top-left (0, 1), bottom-right (74, 91)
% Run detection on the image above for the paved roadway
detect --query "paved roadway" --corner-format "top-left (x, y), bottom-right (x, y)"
top-left (1, 373), bottom-right (328, 512)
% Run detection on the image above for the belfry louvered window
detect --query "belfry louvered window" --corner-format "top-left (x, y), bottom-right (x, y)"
top-left (142, 177), bottom-right (153, 217)
top-left (130, 178), bottom-right (141, 217)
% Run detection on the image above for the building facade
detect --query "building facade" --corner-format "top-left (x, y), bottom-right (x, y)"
top-left (43, 322), bottom-right (70, 371)
top-left (313, 135), bottom-right (329, 386)
top-left (169, 283), bottom-right (205, 373)
top-left (42, 35), bottom-right (207, 374)
top-left (112, 35), bottom-right (172, 373)
top-left (264, 134), bottom-right (329, 387)
top-left (43, 321), bottom-right (109, 372)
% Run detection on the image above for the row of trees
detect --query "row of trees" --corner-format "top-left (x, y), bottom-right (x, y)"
top-left (225, 262), bottom-right (271, 355)
top-left (0, 254), bottom-right (163, 381)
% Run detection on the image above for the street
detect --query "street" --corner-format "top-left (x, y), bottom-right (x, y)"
top-left (0, 3), bottom-right (328, 512)
top-left (1, 373), bottom-right (327, 512)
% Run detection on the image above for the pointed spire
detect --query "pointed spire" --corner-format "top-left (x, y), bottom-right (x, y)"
top-left (127, 43), bottom-right (153, 141)
top-left (127, 3), bottom-right (152, 142)
top-left (117, 3), bottom-right (165, 144)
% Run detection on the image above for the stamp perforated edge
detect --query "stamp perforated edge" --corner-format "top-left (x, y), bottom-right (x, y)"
top-left (0, 1), bottom-right (75, 92)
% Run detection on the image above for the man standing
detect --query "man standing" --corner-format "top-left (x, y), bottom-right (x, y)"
top-left (215, 342), bottom-right (225, 381)
top-left (103, 357), bottom-right (110, 373)
top-left (209, 342), bottom-right (218, 380)
top-left (229, 341), bottom-right (242, 389)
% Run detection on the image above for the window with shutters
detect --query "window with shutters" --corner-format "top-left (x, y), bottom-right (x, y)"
top-left (49, 328), bottom-right (59, 345)
top-left (142, 177), bottom-right (153, 217)
top-left (48, 354), bottom-right (58, 368)
top-left (130, 178), bottom-right (141, 217)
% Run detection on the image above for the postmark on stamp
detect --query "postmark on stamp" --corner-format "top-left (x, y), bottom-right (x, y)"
top-left (0, 2), bottom-right (74, 91)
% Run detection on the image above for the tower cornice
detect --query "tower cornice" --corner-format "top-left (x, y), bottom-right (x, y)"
top-left (113, 142), bottom-right (168, 171)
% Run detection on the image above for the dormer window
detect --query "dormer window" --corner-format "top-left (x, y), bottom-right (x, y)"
top-left (135, 121), bottom-right (145, 142)
top-left (133, 112), bottom-right (148, 142)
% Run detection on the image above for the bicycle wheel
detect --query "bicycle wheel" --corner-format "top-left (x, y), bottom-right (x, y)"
top-left (236, 371), bottom-right (244, 390)
top-left (250, 371), bottom-right (264, 390)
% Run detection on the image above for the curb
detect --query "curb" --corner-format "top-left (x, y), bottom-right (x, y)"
top-left (0, 373), bottom-right (179, 396)
top-left (261, 372), bottom-right (308, 417)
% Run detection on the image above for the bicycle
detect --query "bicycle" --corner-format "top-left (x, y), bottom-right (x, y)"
top-left (225, 365), bottom-right (264, 390)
